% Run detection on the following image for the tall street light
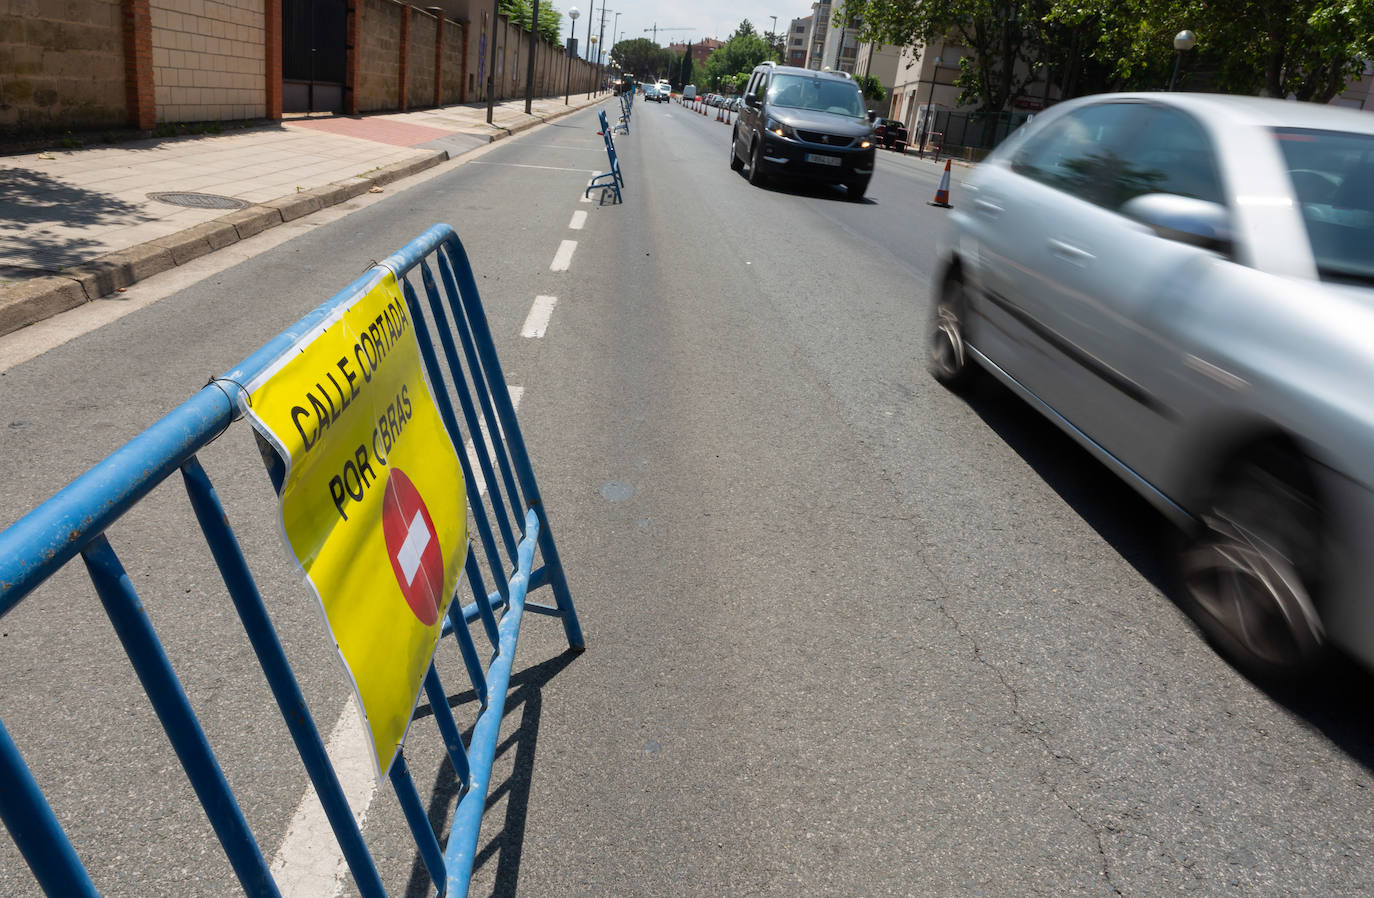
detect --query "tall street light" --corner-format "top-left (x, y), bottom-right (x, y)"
top-left (918, 54), bottom-right (941, 156)
top-left (1169, 29), bottom-right (1196, 91)
top-left (565, 6), bottom-right (579, 104)
top-left (584, 0), bottom-right (596, 97)
top-left (523, 0), bottom-right (540, 113)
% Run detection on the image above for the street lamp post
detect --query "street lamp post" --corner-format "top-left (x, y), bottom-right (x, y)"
top-left (918, 55), bottom-right (941, 156)
top-left (584, 0), bottom-right (596, 97)
top-left (1168, 29), bottom-right (1196, 91)
top-left (565, 6), bottom-right (579, 104)
top-left (523, 0), bottom-right (539, 114)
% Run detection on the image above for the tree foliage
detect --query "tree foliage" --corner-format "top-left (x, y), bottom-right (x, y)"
top-left (679, 45), bottom-right (695, 86)
top-left (498, 0), bottom-right (563, 44)
top-left (854, 73), bottom-right (886, 102)
top-left (610, 38), bottom-right (675, 80)
top-left (698, 20), bottom-right (780, 91)
top-left (837, 0), bottom-right (1374, 110)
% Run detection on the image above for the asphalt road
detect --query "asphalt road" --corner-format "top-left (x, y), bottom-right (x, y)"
top-left (2, 98), bottom-right (1373, 898)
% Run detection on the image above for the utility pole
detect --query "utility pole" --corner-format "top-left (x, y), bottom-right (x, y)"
top-left (485, 0), bottom-right (500, 122)
top-left (523, 0), bottom-right (539, 113)
top-left (584, 0), bottom-right (596, 97)
top-left (595, 4), bottom-right (609, 92)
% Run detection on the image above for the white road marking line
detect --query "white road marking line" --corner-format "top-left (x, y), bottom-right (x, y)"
top-left (520, 295), bottom-right (558, 338)
top-left (468, 161), bottom-right (599, 173)
top-left (273, 386), bottom-right (523, 896)
top-left (270, 702), bottom-right (376, 898)
top-left (569, 210), bottom-right (587, 230)
top-left (550, 240), bottom-right (577, 271)
top-left (463, 387), bottom-right (523, 498)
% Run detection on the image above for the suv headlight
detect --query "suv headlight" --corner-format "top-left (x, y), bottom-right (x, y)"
top-left (766, 118), bottom-right (797, 140)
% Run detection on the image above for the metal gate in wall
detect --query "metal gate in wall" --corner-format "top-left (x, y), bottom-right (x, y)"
top-left (283, 0), bottom-right (347, 113)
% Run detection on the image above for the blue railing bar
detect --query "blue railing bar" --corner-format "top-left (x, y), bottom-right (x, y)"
top-left (464, 540), bottom-right (501, 652)
top-left (81, 535), bottom-right (281, 898)
top-left (0, 718), bottom-right (100, 897)
top-left (445, 588), bottom-right (489, 708)
top-left (431, 250), bottom-right (526, 540)
top-left (0, 266), bottom-right (392, 618)
top-left (388, 751), bottom-right (447, 896)
top-left (528, 565), bottom-right (549, 592)
top-left (422, 665), bottom-right (471, 790)
top-left (180, 459), bottom-right (389, 898)
top-left (444, 508), bottom-right (540, 896)
top-left (397, 274), bottom-right (511, 610)
top-left (440, 236), bottom-right (585, 651)
top-left (417, 260), bottom-right (519, 561)
top-left (522, 603), bottom-right (562, 617)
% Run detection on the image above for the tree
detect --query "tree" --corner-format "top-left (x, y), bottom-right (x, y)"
top-left (837, 0), bottom-right (1038, 111)
top-left (700, 25), bottom-right (775, 91)
top-left (854, 73), bottom-right (886, 102)
top-left (763, 30), bottom-right (786, 60)
top-left (499, 0), bottom-right (562, 44)
top-left (680, 45), bottom-right (695, 86)
top-left (610, 37), bottom-right (673, 79)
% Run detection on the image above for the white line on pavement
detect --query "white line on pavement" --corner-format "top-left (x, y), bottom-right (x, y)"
top-left (569, 211), bottom-right (587, 230)
top-left (550, 240), bottom-right (577, 271)
top-left (520, 295), bottom-right (558, 338)
top-left (468, 161), bottom-right (599, 173)
top-left (273, 386), bottom-right (523, 898)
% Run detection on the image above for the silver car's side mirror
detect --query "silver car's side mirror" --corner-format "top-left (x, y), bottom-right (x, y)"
top-left (1122, 193), bottom-right (1233, 256)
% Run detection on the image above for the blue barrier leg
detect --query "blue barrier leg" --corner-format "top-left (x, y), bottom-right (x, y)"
top-left (180, 459), bottom-right (389, 898)
top-left (444, 596), bottom-right (489, 708)
top-left (81, 535), bottom-right (281, 898)
top-left (444, 510), bottom-right (540, 895)
top-left (389, 751), bottom-right (447, 894)
top-left (441, 239), bottom-right (586, 651)
top-left (0, 718), bottom-right (100, 897)
top-left (423, 665), bottom-right (471, 790)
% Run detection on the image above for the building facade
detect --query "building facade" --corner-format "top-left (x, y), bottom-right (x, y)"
top-left (787, 16), bottom-right (809, 68)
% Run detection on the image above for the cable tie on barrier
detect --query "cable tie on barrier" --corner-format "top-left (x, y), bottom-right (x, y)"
top-left (205, 376), bottom-right (250, 442)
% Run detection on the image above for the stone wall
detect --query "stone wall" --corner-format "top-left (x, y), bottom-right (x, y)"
top-left (406, 7), bottom-right (434, 108)
top-left (0, 0), bottom-right (128, 135)
top-left (151, 0), bottom-right (266, 122)
top-left (356, 0), bottom-right (401, 112)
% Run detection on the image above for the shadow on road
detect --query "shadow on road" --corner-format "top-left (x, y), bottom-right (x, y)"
top-left (959, 372), bottom-right (1374, 775)
top-left (403, 648), bottom-right (582, 898)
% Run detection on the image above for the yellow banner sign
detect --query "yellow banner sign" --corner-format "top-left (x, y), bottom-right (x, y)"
top-left (244, 269), bottom-right (468, 777)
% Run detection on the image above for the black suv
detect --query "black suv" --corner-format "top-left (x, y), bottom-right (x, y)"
top-left (730, 62), bottom-right (876, 199)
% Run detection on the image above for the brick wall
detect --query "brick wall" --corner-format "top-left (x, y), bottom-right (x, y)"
top-left (356, 0), bottom-right (401, 112)
top-left (150, 0), bottom-right (266, 122)
top-left (441, 18), bottom-right (462, 103)
top-left (406, 7), bottom-right (434, 109)
top-left (0, 0), bottom-right (128, 135)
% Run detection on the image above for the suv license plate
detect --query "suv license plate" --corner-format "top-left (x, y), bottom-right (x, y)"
top-left (806, 153), bottom-right (841, 166)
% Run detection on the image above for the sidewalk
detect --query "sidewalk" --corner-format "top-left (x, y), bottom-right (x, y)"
top-left (0, 93), bottom-right (611, 338)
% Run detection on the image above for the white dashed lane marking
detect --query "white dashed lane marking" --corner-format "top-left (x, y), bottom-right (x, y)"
top-left (550, 240), bottom-right (577, 271)
top-left (569, 210), bottom-right (587, 230)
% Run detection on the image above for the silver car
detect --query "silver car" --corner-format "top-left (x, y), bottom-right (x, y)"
top-left (929, 93), bottom-right (1374, 680)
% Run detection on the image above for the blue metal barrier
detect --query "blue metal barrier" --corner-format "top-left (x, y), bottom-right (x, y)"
top-left (615, 92), bottom-right (631, 134)
top-left (587, 109), bottom-right (624, 203)
top-left (0, 224), bottom-right (584, 896)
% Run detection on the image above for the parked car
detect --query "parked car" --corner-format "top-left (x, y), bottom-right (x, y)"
top-left (730, 62), bottom-right (876, 199)
top-left (928, 92), bottom-right (1374, 680)
top-left (873, 117), bottom-right (908, 150)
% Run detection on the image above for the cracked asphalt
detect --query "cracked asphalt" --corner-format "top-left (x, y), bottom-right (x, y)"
top-left (2, 101), bottom-right (1372, 897)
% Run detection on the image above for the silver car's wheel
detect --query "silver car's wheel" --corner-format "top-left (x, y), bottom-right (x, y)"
top-left (748, 140), bottom-right (768, 187)
top-left (1179, 458), bottom-right (1326, 679)
top-left (730, 130), bottom-right (744, 171)
top-left (928, 273), bottom-right (974, 388)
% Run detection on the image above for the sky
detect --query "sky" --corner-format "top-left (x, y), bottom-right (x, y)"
top-left (556, 0), bottom-right (807, 61)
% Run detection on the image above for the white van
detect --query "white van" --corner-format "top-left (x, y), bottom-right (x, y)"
top-left (683, 84), bottom-right (696, 100)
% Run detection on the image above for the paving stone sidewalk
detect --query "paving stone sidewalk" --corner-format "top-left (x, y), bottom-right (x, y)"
top-left (0, 93), bottom-right (611, 337)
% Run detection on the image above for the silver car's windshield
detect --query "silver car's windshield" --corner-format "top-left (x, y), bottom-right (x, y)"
top-left (1276, 128), bottom-right (1374, 286)
top-left (766, 74), bottom-right (865, 118)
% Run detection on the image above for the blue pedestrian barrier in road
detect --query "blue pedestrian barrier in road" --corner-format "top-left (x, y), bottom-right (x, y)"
top-left (0, 224), bottom-right (584, 897)
top-left (587, 109), bottom-right (624, 203)
top-left (615, 92), bottom-right (631, 134)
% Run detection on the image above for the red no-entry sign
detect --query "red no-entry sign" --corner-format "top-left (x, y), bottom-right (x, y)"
top-left (381, 466), bottom-right (445, 626)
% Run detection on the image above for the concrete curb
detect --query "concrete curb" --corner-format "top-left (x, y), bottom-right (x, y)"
top-left (0, 95), bottom-right (607, 339)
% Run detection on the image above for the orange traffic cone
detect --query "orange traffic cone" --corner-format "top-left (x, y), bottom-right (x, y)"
top-left (716, 106), bottom-right (723, 122)
top-left (929, 159), bottom-right (954, 208)
top-left (725, 107), bottom-right (732, 125)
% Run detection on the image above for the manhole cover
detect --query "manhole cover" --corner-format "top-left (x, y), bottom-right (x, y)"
top-left (147, 191), bottom-right (247, 210)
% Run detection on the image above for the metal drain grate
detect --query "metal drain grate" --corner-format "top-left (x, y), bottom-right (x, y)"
top-left (148, 191), bottom-right (248, 210)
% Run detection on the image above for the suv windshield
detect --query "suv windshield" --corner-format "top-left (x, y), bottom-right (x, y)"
top-left (1276, 128), bottom-right (1374, 286)
top-left (765, 73), bottom-right (865, 118)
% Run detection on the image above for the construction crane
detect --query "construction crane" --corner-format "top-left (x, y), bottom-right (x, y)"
top-left (643, 24), bottom-right (691, 45)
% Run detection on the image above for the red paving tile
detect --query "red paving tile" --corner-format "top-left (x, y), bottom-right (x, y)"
top-left (289, 117), bottom-right (457, 147)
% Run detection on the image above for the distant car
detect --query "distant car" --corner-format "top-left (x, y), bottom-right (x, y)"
top-left (730, 62), bottom-right (876, 199)
top-left (872, 117), bottom-right (908, 150)
top-left (929, 92), bottom-right (1374, 680)
top-left (645, 86), bottom-right (668, 102)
